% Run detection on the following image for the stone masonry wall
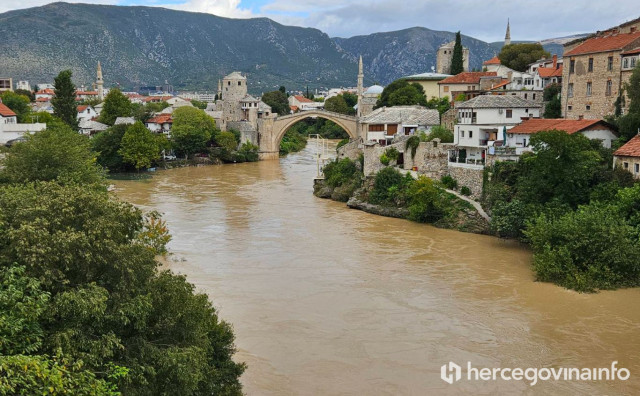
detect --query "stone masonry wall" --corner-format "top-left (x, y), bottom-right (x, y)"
top-left (403, 140), bottom-right (454, 179)
top-left (363, 141), bottom-right (405, 176)
top-left (447, 165), bottom-right (484, 200)
top-left (336, 139), bottom-right (363, 162)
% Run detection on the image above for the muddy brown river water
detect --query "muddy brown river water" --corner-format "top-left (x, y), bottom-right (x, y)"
top-left (113, 142), bottom-right (640, 395)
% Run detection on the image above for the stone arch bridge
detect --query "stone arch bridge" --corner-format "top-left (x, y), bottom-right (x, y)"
top-left (258, 110), bottom-right (361, 159)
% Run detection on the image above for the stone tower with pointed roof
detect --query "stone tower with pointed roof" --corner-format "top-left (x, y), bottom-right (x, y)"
top-left (96, 61), bottom-right (104, 101)
top-left (505, 19), bottom-right (511, 46)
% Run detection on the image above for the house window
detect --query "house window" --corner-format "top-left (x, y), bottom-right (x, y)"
top-left (586, 105), bottom-right (591, 110)
top-left (444, 86), bottom-right (449, 92)
top-left (568, 83), bottom-right (574, 97)
top-left (608, 56), bottom-right (614, 71)
top-left (606, 80), bottom-right (613, 96)
top-left (506, 109), bottom-right (513, 118)
top-left (568, 105), bottom-right (573, 110)
top-left (570, 59), bottom-right (575, 73)
top-left (461, 130), bottom-right (465, 138)
top-left (469, 131), bottom-right (473, 138)
top-left (238, 81), bottom-right (242, 86)
top-left (533, 93), bottom-right (536, 100)
top-left (624, 162), bottom-right (629, 169)
top-left (228, 81), bottom-right (231, 86)
top-left (636, 163), bottom-right (640, 173)
top-left (624, 58), bottom-right (629, 68)
top-left (632, 57), bottom-right (637, 68)
top-left (588, 58), bottom-right (594, 72)
top-left (524, 93), bottom-right (528, 99)
top-left (586, 82), bottom-right (592, 96)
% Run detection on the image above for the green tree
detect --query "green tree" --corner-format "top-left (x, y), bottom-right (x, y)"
top-left (425, 125), bottom-right (454, 143)
top-left (171, 107), bottom-right (217, 157)
top-left (24, 111), bottom-right (59, 124)
top-left (498, 43), bottom-right (551, 72)
top-left (217, 131), bottom-right (238, 151)
top-left (324, 95), bottom-right (354, 115)
top-left (0, 91), bottom-right (31, 122)
top-left (99, 88), bottom-right (133, 126)
top-left (14, 88), bottom-right (35, 102)
top-left (0, 182), bottom-right (245, 394)
top-left (450, 31), bottom-right (464, 75)
top-left (342, 92), bottom-right (358, 108)
top-left (52, 70), bottom-right (79, 130)
top-left (543, 83), bottom-right (562, 118)
top-left (118, 122), bottom-right (160, 170)
top-left (261, 90), bottom-right (289, 115)
top-left (625, 63), bottom-right (640, 114)
top-left (426, 96), bottom-right (450, 115)
top-left (92, 124), bottom-right (127, 172)
top-left (191, 100), bottom-right (208, 110)
top-left (375, 79), bottom-right (427, 108)
top-left (0, 121), bottom-right (104, 185)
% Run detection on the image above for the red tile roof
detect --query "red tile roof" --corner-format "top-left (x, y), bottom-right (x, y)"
top-left (76, 91), bottom-right (98, 95)
top-left (537, 65), bottom-right (563, 78)
top-left (144, 96), bottom-right (173, 102)
top-left (147, 114), bottom-right (173, 124)
top-left (293, 95), bottom-right (314, 103)
top-left (622, 47), bottom-right (640, 56)
top-left (36, 97), bottom-right (50, 102)
top-left (439, 72), bottom-right (498, 85)
top-left (77, 105), bottom-right (89, 112)
top-left (36, 89), bottom-right (54, 95)
top-left (508, 118), bottom-right (613, 135)
top-left (564, 31), bottom-right (640, 56)
top-left (0, 102), bottom-right (17, 117)
top-left (486, 79), bottom-right (510, 90)
top-left (289, 105), bottom-right (299, 112)
top-left (614, 135), bottom-right (640, 157)
top-left (483, 56), bottom-right (501, 65)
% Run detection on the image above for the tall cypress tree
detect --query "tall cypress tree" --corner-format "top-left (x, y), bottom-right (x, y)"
top-left (52, 70), bottom-right (78, 130)
top-left (450, 32), bottom-right (464, 75)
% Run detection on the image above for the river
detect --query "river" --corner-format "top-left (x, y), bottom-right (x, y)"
top-left (113, 142), bottom-right (640, 395)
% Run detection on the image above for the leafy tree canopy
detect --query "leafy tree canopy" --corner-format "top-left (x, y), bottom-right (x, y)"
top-left (171, 107), bottom-right (217, 157)
top-left (119, 121), bottom-right (160, 170)
top-left (375, 79), bottom-right (427, 108)
top-left (99, 88), bottom-right (133, 126)
top-left (0, 91), bottom-right (31, 122)
top-left (498, 43), bottom-right (550, 72)
top-left (324, 95), bottom-right (355, 115)
top-left (261, 90), bottom-right (289, 115)
top-left (52, 70), bottom-right (79, 130)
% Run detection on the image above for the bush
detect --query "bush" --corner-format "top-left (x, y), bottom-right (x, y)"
top-left (460, 186), bottom-right (471, 196)
top-left (425, 125), bottom-right (454, 143)
top-left (385, 146), bottom-right (400, 161)
top-left (526, 203), bottom-right (640, 292)
top-left (336, 138), bottom-right (350, 151)
top-left (379, 153), bottom-right (390, 166)
top-left (323, 158), bottom-right (360, 188)
top-left (280, 130), bottom-right (307, 155)
top-left (490, 199), bottom-right (532, 239)
top-left (440, 175), bottom-right (458, 190)
top-left (406, 176), bottom-right (447, 223)
top-left (405, 136), bottom-right (420, 159)
top-left (369, 167), bottom-right (412, 206)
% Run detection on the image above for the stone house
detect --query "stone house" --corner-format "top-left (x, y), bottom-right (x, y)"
top-left (562, 30), bottom-right (640, 120)
top-left (403, 72), bottom-right (451, 100)
top-left (438, 72), bottom-right (498, 101)
top-left (359, 105), bottom-right (440, 145)
top-left (614, 134), bottom-right (640, 178)
top-left (436, 41), bottom-right (470, 74)
top-left (452, 95), bottom-right (541, 165)
top-left (506, 118), bottom-right (618, 150)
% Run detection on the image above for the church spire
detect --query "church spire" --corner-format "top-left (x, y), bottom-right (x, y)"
top-left (505, 19), bottom-right (511, 46)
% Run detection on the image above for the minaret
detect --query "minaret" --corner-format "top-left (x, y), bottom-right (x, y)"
top-left (217, 79), bottom-right (222, 100)
top-left (96, 61), bottom-right (104, 101)
top-left (505, 19), bottom-right (511, 46)
top-left (357, 55), bottom-right (364, 118)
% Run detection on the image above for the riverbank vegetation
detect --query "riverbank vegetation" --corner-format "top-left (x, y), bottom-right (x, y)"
top-left (0, 123), bottom-right (245, 394)
top-left (483, 130), bottom-right (639, 291)
top-left (315, 158), bottom-right (487, 233)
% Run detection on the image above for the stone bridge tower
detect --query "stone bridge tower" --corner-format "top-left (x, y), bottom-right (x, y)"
top-left (221, 72), bottom-right (247, 123)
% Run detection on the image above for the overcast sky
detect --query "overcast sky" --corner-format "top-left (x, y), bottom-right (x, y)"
top-left (2, 0), bottom-right (639, 41)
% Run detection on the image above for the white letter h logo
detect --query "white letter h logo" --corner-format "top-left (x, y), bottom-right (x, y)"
top-left (441, 361), bottom-right (462, 384)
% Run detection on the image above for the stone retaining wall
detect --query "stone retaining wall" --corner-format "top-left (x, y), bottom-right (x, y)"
top-left (336, 139), bottom-right (363, 162)
top-left (447, 164), bottom-right (484, 200)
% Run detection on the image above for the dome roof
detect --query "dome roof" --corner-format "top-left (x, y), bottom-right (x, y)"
top-left (364, 85), bottom-right (384, 95)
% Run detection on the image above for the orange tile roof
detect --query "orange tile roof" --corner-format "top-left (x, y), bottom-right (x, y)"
top-left (614, 135), bottom-right (640, 157)
top-left (439, 72), bottom-right (498, 85)
top-left (622, 47), bottom-right (640, 56)
top-left (0, 102), bottom-right (17, 117)
top-left (537, 65), bottom-right (563, 78)
top-left (36, 89), bottom-right (54, 95)
top-left (508, 118), bottom-right (613, 135)
top-left (564, 31), bottom-right (640, 56)
top-left (486, 79), bottom-right (510, 90)
top-left (76, 91), bottom-right (98, 95)
top-left (483, 56), bottom-right (501, 65)
top-left (289, 105), bottom-right (299, 112)
top-left (147, 114), bottom-right (173, 124)
top-left (77, 105), bottom-right (89, 112)
top-left (36, 97), bottom-right (50, 102)
top-left (293, 95), bottom-right (314, 103)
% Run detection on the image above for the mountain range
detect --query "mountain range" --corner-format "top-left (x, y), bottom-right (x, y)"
top-left (0, 2), bottom-right (577, 93)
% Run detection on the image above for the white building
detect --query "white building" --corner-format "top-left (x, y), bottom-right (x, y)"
top-left (452, 95), bottom-right (541, 165)
top-left (35, 89), bottom-right (55, 101)
top-left (16, 80), bottom-right (30, 91)
top-left (1, 101), bottom-right (46, 144)
top-left (360, 105), bottom-right (440, 145)
top-left (35, 83), bottom-right (54, 91)
top-left (77, 105), bottom-right (98, 121)
top-left (145, 114), bottom-right (173, 135)
top-left (288, 95), bottom-right (323, 112)
top-left (507, 118), bottom-right (617, 150)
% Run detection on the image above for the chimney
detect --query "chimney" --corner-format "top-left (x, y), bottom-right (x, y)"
top-left (552, 55), bottom-right (558, 69)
